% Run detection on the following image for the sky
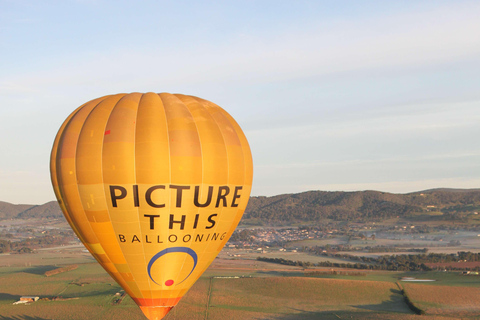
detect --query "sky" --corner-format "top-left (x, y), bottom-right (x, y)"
top-left (1, 0), bottom-right (479, 204)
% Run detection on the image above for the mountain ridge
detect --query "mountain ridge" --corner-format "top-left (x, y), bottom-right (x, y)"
top-left (1, 188), bottom-right (479, 222)
top-left (0, 201), bottom-right (35, 220)
top-left (244, 188), bottom-right (480, 222)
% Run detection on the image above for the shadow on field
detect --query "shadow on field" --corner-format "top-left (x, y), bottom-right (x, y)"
top-left (258, 289), bottom-right (414, 320)
top-left (258, 310), bottom-right (413, 320)
top-left (60, 285), bottom-right (119, 299)
top-left (23, 265), bottom-right (58, 276)
top-left (0, 293), bottom-right (21, 301)
top-left (352, 289), bottom-right (413, 314)
top-left (256, 271), bottom-right (305, 277)
top-left (258, 310), bottom-right (371, 320)
top-left (0, 316), bottom-right (50, 320)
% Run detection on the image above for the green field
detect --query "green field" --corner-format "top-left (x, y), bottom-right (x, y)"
top-left (1, 260), bottom-right (479, 320)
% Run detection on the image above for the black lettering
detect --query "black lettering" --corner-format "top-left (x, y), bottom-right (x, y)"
top-left (145, 185), bottom-right (165, 208)
top-left (168, 234), bottom-right (177, 243)
top-left (145, 235), bottom-right (151, 243)
top-left (220, 232), bottom-right (226, 240)
top-left (157, 235), bottom-right (163, 243)
top-left (170, 185), bottom-right (190, 207)
top-left (212, 233), bottom-right (219, 241)
top-left (132, 235), bottom-right (140, 243)
top-left (183, 234), bottom-right (191, 242)
top-left (144, 214), bottom-right (160, 230)
top-left (194, 186), bottom-right (213, 207)
top-left (231, 186), bottom-right (242, 207)
top-left (169, 215), bottom-right (186, 230)
top-left (119, 234), bottom-right (126, 242)
top-left (110, 185), bottom-right (127, 207)
top-left (193, 214), bottom-right (199, 229)
top-left (195, 234), bottom-right (204, 242)
top-left (206, 214), bottom-right (217, 229)
top-left (215, 186), bottom-right (230, 207)
top-left (206, 234), bottom-right (210, 241)
top-left (133, 185), bottom-right (140, 207)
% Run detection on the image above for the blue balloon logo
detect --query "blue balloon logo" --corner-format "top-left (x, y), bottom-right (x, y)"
top-left (147, 247), bottom-right (198, 286)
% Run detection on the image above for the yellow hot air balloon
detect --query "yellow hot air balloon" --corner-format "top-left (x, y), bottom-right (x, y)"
top-left (50, 92), bottom-right (253, 320)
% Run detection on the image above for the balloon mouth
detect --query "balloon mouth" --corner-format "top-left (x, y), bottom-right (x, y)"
top-left (140, 305), bottom-right (174, 320)
top-left (147, 247), bottom-right (198, 286)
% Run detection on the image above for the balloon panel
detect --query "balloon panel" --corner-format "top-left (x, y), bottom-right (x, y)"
top-left (50, 93), bottom-right (253, 320)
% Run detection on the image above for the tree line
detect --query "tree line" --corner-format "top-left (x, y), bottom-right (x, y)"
top-left (257, 251), bottom-right (480, 272)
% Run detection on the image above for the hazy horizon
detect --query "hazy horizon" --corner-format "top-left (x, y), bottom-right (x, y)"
top-left (2, 186), bottom-right (480, 206)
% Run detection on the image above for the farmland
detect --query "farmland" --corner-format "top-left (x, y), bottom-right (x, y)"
top-left (1, 189), bottom-right (479, 319)
top-left (1, 250), bottom-right (480, 319)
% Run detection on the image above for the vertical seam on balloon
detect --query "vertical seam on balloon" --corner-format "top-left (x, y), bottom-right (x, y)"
top-left (209, 108), bottom-right (230, 261)
top-left (158, 93), bottom-right (172, 304)
top-left (73, 98), bottom-right (113, 257)
top-left (173, 94), bottom-right (204, 291)
top-left (51, 105), bottom-right (80, 206)
top-left (99, 94), bottom-right (138, 297)
top-left (63, 100), bottom-right (102, 244)
top-left (238, 121), bottom-right (249, 241)
top-left (182, 96), bottom-right (206, 284)
top-left (51, 103), bottom-right (90, 244)
top-left (222, 111), bottom-right (250, 241)
top-left (193, 97), bottom-right (226, 270)
top-left (241, 128), bottom-right (250, 231)
top-left (194, 97), bottom-right (230, 269)
top-left (135, 93), bottom-right (153, 300)
top-left (51, 102), bottom-right (86, 190)
top-left (215, 106), bottom-right (248, 254)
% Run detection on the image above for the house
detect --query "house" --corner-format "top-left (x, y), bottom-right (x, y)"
top-left (20, 296), bottom-right (39, 302)
top-left (13, 296), bottom-right (39, 305)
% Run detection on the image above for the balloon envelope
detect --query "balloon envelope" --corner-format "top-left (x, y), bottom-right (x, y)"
top-left (50, 93), bottom-right (253, 319)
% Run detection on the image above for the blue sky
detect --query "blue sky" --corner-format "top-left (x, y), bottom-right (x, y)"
top-left (1, 1), bottom-right (479, 204)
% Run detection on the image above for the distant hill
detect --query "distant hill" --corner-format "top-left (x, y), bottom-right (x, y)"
top-left (0, 201), bottom-right (35, 220)
top-left (16, 201), bottom-right (64, 220)
top-left (1, 188), bottom-right (480, 223)
top-left (244, 188), bottom-right (480, 222)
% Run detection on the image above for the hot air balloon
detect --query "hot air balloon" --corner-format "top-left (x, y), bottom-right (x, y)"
top-left (50, 92), bottom-right (253, 320)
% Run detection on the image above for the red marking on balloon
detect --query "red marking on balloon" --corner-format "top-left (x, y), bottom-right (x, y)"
top-left (165, 279), bottom-right (174, 286)
top-left (105, 130), bottom-right (111, 135)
